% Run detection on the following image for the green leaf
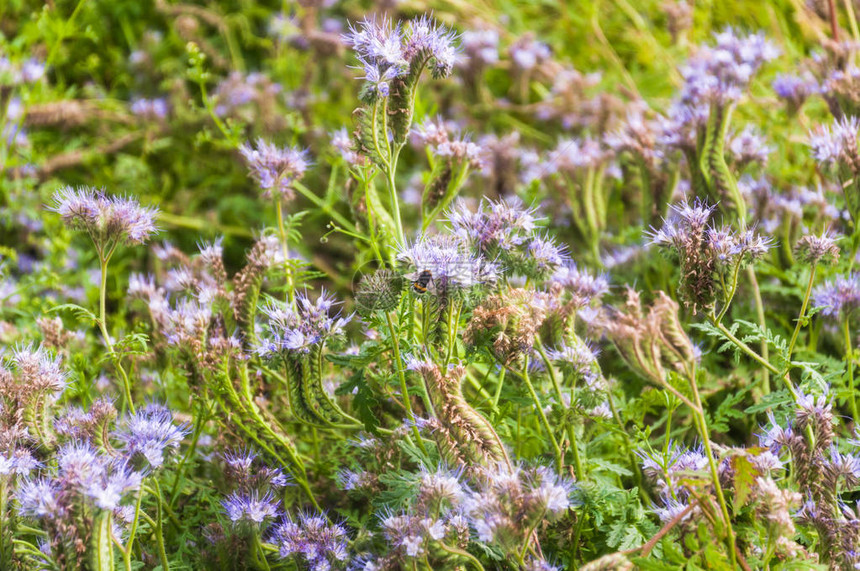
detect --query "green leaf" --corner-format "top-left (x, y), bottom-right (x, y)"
top-left (590, 458), bottom-right (633, 477)
top-left (336, 370), bottom-right (380, 433)
top-left (50, 303), bottom-right (97, 325)
top-left (744, 389), bottom-right (792, 414)
top-left (729, 453), bottom-right (759, 508)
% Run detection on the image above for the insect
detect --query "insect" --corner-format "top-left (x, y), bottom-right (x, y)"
top-left (412, 269), bottom-right (433, 294)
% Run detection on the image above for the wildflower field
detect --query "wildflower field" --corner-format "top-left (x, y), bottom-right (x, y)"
top-left (9, 0), bottom-right (860, 569)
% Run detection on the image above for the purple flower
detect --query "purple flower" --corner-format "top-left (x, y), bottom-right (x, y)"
top-left (680, 28), bottom-right (778, 105)
top-left (813, 273), bottom-right (860, 318)
top-left (346, 16), bottom-right (407, 69)
top-left (417, 466), bottom-right (465, 507)
top-left (397, 234), bottom-right (498, 296)
top-left (331, 127), bottom-right (364, 166)
top-left (547, 341), bottom-right (600, 377)
top-left (17, 479), bottom-right (63, 519)
top-left (345, 14), bottom-right (459, 98)
top-left (827, 447), bottom-right (860, 485)
top-left (87, 464), bottom-right (143, 510)
top-left (212, 71), bottom-right (281, 117)
top-left (222, 490), bottom-right (281, 524)
top-left (403, 15), bottom-right (460, 77)
top-left (257, 290), bottom-right (351, 357)
top-left (509, 35), bottom-right (551, 70)
top-left (447, 197), bottom-right (538, 253)
top-left (459, 28), bottom-right (499, 67)
top-left (413, 117), bottom-right (484, 168)
top-left (115, 403), bottom-right (187, 468)
top-left (796, 230), bottom-right (841, 265)
top-left (50, 186), bottom-right (159, 247)
top-left (57, 441), bottom-right (105, 488)
top-left (525, 235), bottom-right (567, 277)
top-left (772, 73), bottom-right (817, 108)
top-left (130, 97), bottom-right (168, 120)
top-left (808, 116), bottom-right (860, 166)
top-left (728, 125), bottom-right (772, 165)
top-left (273, 512), bottom-right (350, 568)
top-left (463, 463), bottom-right (576, 552)
top-left (4, 344), bottom-right (67, 396)
top-left (551, 262), bottom-right (610, 307)
top-left (239, 139), bottom-right (310, 201)
top-left (222, 449), bottom-right (291, 492)
top-left (759, 412), bottom-right (794, 453)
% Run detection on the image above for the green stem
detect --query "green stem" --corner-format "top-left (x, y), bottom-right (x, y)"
top-left (437, 543), bottom-right (484, 571)
top-left (293, 181), bottom-right (357, 233)
top-left (715, 259), bottom-right (743, 324)
top-left (747, 266), bottom-right (770, 394)
top-left (151, 479), bottom-right (170, 571)
top-left (385, 310), bottom-right (432, 424)
top-left (0, 482), bottom-right (8, 568)
top-left (517, 358), bottom-right (564, 475)
top-left (386, 150), bottom-right (405, 247)
top-left (687, 364), bottom-right (736, 567)
top-left (98, 250), bottom-right (135, 415)
top-left (844, 317), bottom-right (859, 423)
top-left (491, 367), bottom-right (506, 419)
top-left (169, 404), bottom-right (207, 507)
top-left (786, 264), bottom-right (818, 360)
top-left (275, 200), bottom-right (294, 304)
top-left (709, 317), bottom-right (781, 377)
top-left (536, 342), bottom-right (584, 480)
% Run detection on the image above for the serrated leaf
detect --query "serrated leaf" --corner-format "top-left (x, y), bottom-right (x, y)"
top-left (729, 453), bottom-right (759, 508)
top-left (590, 458), bottom-right (633, 477)
top-left (744, 389), bottom-right (792, 414)
top-left (50, 303), bottom-right (97, 325)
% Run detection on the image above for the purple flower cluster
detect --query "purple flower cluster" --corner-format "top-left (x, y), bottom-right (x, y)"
top-left (50, 186), bottom-right (159, 248)
top-left (544, 136), bottom-right (611, 174)
top-left (272, 512), bottom-right (349, 570)
top-left (114, 403), bottom-right (187, 469)
top-left (808, 115), bottom-right (860, 166)
top-left (397, 234), bottom-right (499, 296)
top-left (130, 97), bottom-right (168, 120)
top-left (813, 273), bottom-right (860, 318)
top-left (18, 441), bottom-right (143, 517)
top-left (728, 125), bottom-right (772, 166)
top-left (447, 197), bottom-right (566, 280)
top-left (344, 15), bottom-right (458, 98)
top-left (550, 262), bottom-right (610, 308)
top-left (464, 463), bottom-right (575, 552)
top-left (218, 449), bottom-right (291, 532)
top-left (547, 341), bottom-right (600, 383)
top-left (331, 127), bottom-right (365, 166)
top-left (222, 490), bottom-right (281, 525)
top-left (412, 117), bottom-right (484, 168)
top-left (239, 139), bottom-right (310, 201)
top-left (772, 73), bottom-right (817, 110)
top-left (257, 291), bottom-right (351, 356)
top-left (0, 449), bottom-right (40, 477)
top-left (212, 71), bottom-right (282, 117)
top-left (459, 28), bottom-right (499, 68)
top-left (0, 345), bottom-right (67, 401)
top-left (0, 55), bottom-right (45, 86)
top-left (680, 28), bottom-right (778, 105)
top-left (649, 200), bottom-right (773, 266)
top-left (508, 34), bottom-right (551, 71)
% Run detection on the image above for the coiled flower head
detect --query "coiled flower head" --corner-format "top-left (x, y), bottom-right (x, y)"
top-left (50, 186), bottom-right (159, 250)
top-left (239, 139), bottom-right (310, 201)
